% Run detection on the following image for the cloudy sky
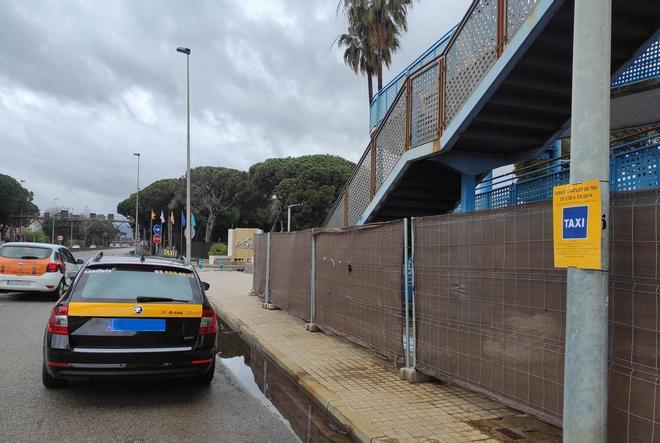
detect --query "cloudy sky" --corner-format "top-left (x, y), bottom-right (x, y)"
top-left (0, 0), bottom-right (470, 215)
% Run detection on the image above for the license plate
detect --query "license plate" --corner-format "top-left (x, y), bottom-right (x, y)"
top-left (107, 318), bottom-right (166, 332)
top-left (6, 280), bottom-right (26, 286)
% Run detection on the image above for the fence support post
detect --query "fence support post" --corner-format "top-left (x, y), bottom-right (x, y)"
top-left (400, 218), bottom-right (430, 384)
top-left (306, 233), bottom-right (319, 332)
top-left (403, 218), bottom-right (410, 367)
top-left (263, 232), bottom-right (278, 310)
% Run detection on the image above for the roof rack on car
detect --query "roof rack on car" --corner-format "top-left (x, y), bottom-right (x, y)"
top-left (93, 251), bottom-right (104, 262)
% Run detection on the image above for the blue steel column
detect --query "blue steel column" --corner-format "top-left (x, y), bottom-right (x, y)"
top-left (460, 174), bottom-right (476, 212)
top-left (550, 139), bottom-right (562, 175)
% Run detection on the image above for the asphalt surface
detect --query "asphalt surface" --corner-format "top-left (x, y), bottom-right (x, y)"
top-left (0, 249), bottom-right (299, 443)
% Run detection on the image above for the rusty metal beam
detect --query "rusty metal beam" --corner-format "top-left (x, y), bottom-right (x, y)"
top-left (405, 79), bottom-right (412, 151)
top-left (497, 0), bottom-right (507, 57)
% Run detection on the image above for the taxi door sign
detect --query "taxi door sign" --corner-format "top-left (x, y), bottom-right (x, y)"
top-left (552, 179), bottom-right (602, 269)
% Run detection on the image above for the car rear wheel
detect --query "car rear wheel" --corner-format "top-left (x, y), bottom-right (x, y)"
top-left (50, 279), bottom-right (64, 301)
top-left (42, 364), bottom-right (67, 388)
top-left (196, 359), bottom-right (215, 385)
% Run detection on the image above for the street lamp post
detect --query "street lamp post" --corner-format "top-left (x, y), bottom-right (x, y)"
top-left (176, 46), bottom-right (192, 261)
top-left (19, 180), bottom-right (26, 242)
top-left (287, 203), bottom-right (303, 232)
top-left (51, 198), bottom-right (58, 244)
top-left (133, 153), bottom-right (141, 254)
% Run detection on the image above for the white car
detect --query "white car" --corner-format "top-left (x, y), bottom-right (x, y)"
top-left (89, 245), bottom-right (97, 249)
top-left (71, 245), bottom-right (81, 250)
top-left (0, 243), bottom-right (83, 300)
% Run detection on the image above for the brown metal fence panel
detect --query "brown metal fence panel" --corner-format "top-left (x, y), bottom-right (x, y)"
top-left (315, 221), bottom-right (404, 360)
top-left (413, 189), bottom-right (660, 439)
top-left (414, 201), bottom-right (565, 425)
top-left (253, 233), bottom-right (267, 300)
top-left (269, 230), bottom-right (312, 322)
top-left (607, 189), bottom-right (660, 442)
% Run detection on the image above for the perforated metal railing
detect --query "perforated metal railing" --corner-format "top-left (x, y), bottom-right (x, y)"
top-left (612, 38), bottom-right (660, 87)
top-left (346, 148), bottom-right (373, 226)
top-left (507, 0), bottom-right (540, 39)
top-left (375, 88), bottom-right (408, 190)
top-left (411, 63), bottom-right (440, 147)
top-left (327, 0), bottom-right (660, 228)
top-left (475, 134), bottom-right (660, 210)
top-left (369, 26), bottom-right (456, 130)
top-left (445, 0), bottom-right (499, 124)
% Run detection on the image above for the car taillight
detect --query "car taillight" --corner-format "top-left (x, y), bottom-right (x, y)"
top-left (48, 305), bottom-right (69, 335)
top-left (199, 307), bottom-right (217, 335)
top-left (46, 262), bottom-right (61, 273)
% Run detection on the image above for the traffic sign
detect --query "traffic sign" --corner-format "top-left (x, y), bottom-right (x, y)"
top-left (552, 179), bottom-right (602, 269)
top-left (184, 227), bottom-right (195, 239)
top-left (153, 224), bottom-right (162, 235)
top-left (153, 234), bottom-right (162, 245)
top-left (57, 235), bottom-right (64, 242)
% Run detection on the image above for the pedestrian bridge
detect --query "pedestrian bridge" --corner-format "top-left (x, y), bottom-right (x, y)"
top-left (325, 0), bottom-right (660, 228)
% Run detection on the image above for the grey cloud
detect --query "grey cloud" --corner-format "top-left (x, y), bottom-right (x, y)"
top-left (0, 0), bottom-right (469, 214)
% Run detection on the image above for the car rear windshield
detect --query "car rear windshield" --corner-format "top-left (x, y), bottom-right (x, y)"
top-left (0, 245), bottom-right (52, 259)
top-left (70, 265), bottom-right (201, 303)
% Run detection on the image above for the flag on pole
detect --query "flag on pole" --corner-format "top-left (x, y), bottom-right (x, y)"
top-left (150, 209), bottom-right (156, 221)
top-left (160, 210), bottom-right (165, 224)
top-left (191, 212), bottom-right (196, 228)
top-left (181, 211), bottom-right (186, 227)
top-left (169, 210), bottom-right (175, 224)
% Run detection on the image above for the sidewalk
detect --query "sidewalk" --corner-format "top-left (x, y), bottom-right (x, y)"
top-left (203, 270), bottom-right (560, 442)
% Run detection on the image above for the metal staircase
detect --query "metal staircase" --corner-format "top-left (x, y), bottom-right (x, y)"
top-left (325, 0), bottom-right (660, 228)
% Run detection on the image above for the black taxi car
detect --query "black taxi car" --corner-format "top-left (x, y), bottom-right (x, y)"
top-left (42, 253), bottom-right (217, 388)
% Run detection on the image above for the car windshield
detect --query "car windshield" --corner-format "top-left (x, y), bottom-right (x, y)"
top-left (71, 265), bottom-right (201, 303)
top-left (0, 245), bottom-right (52, 259)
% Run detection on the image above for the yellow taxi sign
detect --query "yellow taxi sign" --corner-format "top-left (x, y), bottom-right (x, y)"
top-left (552, 179), bottom-right (602, 269)
top-left (68, 302), bottom-right (203, 318)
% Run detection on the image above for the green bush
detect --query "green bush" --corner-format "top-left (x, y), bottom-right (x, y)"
top-left (209, 242), bottom-right (228, 256)
top-left (25, 231), bottom-right (47, 243)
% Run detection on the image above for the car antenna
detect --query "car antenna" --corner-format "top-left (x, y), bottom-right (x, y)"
top-left (93, 251), bottom-right (104, 262)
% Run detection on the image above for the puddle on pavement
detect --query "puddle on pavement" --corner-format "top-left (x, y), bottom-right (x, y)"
top-left (468, 415), bottom-right (562, 442)
top-left (216, 318), bottom-right (353, 443)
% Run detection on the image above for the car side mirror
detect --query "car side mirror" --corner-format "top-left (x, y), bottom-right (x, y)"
top-left (76, 259), bottom-right (84, 265)
top-left (202, 282), bottom-right (210, 291)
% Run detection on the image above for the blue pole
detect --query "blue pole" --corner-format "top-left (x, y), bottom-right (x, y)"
top-left (460, 174), bottom-right (476, 212)
top-left (550, 139), bottom-right (562, 174)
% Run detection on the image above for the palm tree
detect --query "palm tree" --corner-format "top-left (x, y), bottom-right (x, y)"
top-left (337, 1), bottom-right (378, 104)
top-left (338, 0), bottom-right (414, 96)
top-left (366, 0), bottom-right (412, 90)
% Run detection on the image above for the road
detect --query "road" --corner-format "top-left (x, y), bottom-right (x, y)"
top-left (0, 248), bottom-right (298, 443)
top-left (72, 247), bottom-right (133, 261)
